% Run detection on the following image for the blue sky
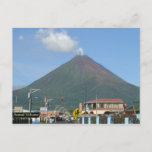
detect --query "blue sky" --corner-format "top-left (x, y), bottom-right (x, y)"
top-left (13, 28), bottom-right (140, 86)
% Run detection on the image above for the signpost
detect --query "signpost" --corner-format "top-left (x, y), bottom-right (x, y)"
top-left (73, 108), bottom-right (81, 123)
top-left (14, 107), bottom-right (23, 112)
top-left (73, 108), bottom-right (81, 118)
top-left (40, 107), bottom-right (47, 112)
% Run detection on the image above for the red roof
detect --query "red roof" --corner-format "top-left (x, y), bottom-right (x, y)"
top-left (85, 98), bottom-right (124, 104)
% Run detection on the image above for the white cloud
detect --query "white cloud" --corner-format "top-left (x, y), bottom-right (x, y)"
top-left (18, 35), bottom-right (23, 40)
top-left (36, 29), bottom-right (84, 55)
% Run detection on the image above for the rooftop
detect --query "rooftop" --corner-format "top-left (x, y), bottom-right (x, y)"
top-left (85, 98), bottom-right (124, 104)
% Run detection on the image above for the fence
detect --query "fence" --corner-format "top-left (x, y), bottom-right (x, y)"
top-left (79, 114), bottom-right (140, 124)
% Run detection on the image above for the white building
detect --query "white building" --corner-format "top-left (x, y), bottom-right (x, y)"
top-left (81, 98), bottom-right (125, 115)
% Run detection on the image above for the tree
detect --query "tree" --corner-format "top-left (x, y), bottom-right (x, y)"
top-left (133, 100), bottom-right (140, 111)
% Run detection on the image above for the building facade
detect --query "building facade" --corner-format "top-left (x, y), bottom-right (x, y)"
top-left (81, 98), bottom-right (125, 115)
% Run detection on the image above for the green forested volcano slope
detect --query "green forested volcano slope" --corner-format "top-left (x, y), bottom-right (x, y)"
top-left (13, 55), bottom-right (139, 110)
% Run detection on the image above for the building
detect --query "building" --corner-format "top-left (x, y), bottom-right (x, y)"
top-left (81, 98), bottom-right (125, 115)
top-left (40, 111), bottom-right (60, 122)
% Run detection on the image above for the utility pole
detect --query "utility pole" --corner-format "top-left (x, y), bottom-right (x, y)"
top-left (29, 89), bottom-right (32, 124)
top-left (45, 98), bottom-right (53, 124)
top-left (84, 87), bottom-right (87, 114)
top-left (46, 100), bottom-right (48, 124)
top-left (96, 94), bottom-right (98, 117)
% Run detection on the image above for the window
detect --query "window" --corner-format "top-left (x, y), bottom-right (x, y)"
top-left (114, 104), bottom-right (118, 108)
top-left (106, 104), bottom-right (109, 108)
top-left (93, 104), bottom-right (96, 109)
top-left (100, 103), bottom-right (104, 108)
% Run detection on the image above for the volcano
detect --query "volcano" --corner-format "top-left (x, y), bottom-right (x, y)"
top-left (13, 55), bottom-right (139, 110)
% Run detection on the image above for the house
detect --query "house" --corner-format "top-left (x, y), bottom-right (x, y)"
top-left (81, 98), bottom-right (125, 115)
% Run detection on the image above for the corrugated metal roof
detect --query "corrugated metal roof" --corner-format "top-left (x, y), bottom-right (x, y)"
top-left (85, 98), bottom-right (124, 104)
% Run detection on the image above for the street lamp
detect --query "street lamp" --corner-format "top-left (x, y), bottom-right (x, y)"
top-left (55, 105), bottom-right (61, 111)
top-left (28, 88), bottom-right (40, 124)
top-left (45, 98), bottom-right (54, 124)
top-left (44, 96), bottom-right (65, 124)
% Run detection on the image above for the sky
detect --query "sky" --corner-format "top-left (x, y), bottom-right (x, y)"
top-left (13, 28), bottom-right (140, 86)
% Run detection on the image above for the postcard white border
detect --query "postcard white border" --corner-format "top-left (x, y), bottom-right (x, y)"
top-left (0, 0), bottom-right (152, 152)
